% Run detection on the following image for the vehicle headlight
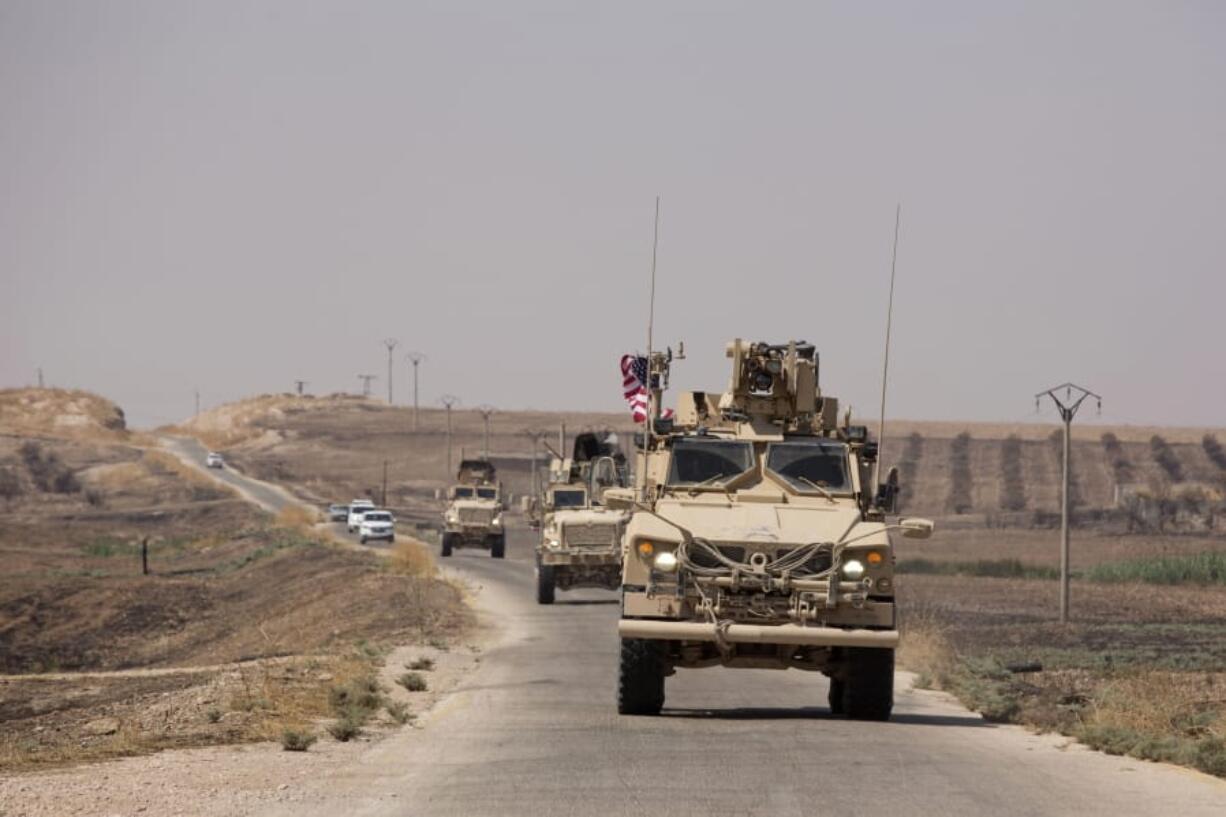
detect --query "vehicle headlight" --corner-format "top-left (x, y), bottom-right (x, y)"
top-left (445, 512), bottom-right (458, 524)
top-left (492, 516), bottom-right (502, 526)
top-left (546, 537), bottom-right (561, 549)
top-left (653, 551), bottom-right (678, 573)
top-left (841, 559), bottom-right (865, 579)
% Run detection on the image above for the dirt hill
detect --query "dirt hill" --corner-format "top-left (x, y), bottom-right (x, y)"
top-left (0, 388), bottom-right (127, 440)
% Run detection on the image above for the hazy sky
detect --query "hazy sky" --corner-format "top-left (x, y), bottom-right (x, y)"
top-left (3, 1), bottom-right (1224, 429)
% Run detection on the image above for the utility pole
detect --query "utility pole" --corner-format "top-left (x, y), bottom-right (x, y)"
top-left (358, 374), bottom-right (378, 398)
top-left (37, 368), bottom-right (44, 389)
top-left (406, 352), bottom-right (426, 431)
top-left (559, 422), bottom-right (566, 457)
top-left (382, 338), bottom-right (399, 404)
top-left (1035, 382), bottom-right (1102, 624)
top-left (439, 395), bottom-right (460, 476)
top-left (381, 460), bottom-right (389, 507)
top-left (477, 405), bottom-right (496, 459)
top-left (294, 380), bottom-right (307, 397)
top-left (523, 429), bottom-right (548, 499)
top-left (194, 388), bottom-right (200, 417)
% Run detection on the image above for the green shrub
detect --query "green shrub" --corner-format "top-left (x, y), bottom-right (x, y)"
top-left (281, 729), bottom-right (317, 751)
top-left (385, 701), bottom-right (413, 724)
top-left (397, 672), bottom-right (428, 692)
top-left (327, 717), bottom-right (361, 742)
top-left (897, 558), bottom-right (1060, 580)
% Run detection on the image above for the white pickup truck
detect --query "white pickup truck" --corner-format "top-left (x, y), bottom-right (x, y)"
top-left (346, 499), bottom-right (376, 532)
top-left (358, 510), bottom-right (395, 544)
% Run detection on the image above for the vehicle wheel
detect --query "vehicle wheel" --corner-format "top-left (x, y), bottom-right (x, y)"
top-left (388, 535), bottom-right (395, 543)
top-left (617, 638), bottom-right (666, 715)
top-left (536, 564), bottom-right (556, 605)
top-left (827, 677), bottom-right (846, 715)
top-left (441, 534), bottom-right (453, 558)
top-left (841, 647), bottom-right (894, 721)
top-left (490, 534), bottom-right (505, 559)
top-left (360, 536), bottom-right (367, 544)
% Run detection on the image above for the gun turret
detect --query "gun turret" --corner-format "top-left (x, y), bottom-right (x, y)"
top-left (718, 339), bottom-right (829, 428)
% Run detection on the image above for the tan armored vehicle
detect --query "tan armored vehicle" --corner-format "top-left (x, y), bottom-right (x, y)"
top-left (441, 459), bottom-right (506, 558)
top-left (535, 432), bottom-right (630, 604)
top-left (613, 340), bottom-right (932, 719)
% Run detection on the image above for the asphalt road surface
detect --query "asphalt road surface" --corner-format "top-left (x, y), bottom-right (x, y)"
top-left (171, 444), bottom-right (1226, 816)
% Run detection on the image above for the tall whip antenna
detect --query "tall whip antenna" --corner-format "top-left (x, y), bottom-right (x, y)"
top-left (878, 204), bottom-right (901, 468)
top-left (640, 196), bottom-right (661, 499)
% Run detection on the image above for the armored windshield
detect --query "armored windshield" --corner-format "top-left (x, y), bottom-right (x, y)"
top-left (552, 488), bottom-right (587, 508)
top-left (476, 487), bottom-right (497, 499)
top-left (453, 487), bottom-right (474, 498)
top-left (666, 438), bottom-right (754, 486)
top-left (766, 441), bottom-right (851, 492)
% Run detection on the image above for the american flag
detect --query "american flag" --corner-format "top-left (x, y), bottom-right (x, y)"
top-left (620, 355), bottom-right (673, 423)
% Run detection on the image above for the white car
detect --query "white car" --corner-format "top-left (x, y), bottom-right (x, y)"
top-left (358, 510), bottom-right (395, 544)
top-left (206, 452), bottom-right (224, 469)
top-left (346, 500), bottom-right (376, 532)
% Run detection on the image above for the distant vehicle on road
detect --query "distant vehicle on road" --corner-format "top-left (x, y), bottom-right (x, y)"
top-left (441, 460), bottom-right (505, 558)
top-left (327, 503), bottom-right (349, 522)
top-left (347, 499), bottom-right (376, 532)
top-left (359, 510), bottom-right (395, 544)
top-left (206, 452), bottom-right (224, 469)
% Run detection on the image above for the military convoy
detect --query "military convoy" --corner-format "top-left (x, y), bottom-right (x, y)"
top-left (533, 432), bottom-right (630, 604)
top-left (441, 459), bottom-right (506, 558)
top-left (609, 340), bottom-right (932, 719)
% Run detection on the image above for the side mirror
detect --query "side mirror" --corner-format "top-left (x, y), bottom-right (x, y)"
top-left (875, 466), bottom-right (901, 514)
top-left (899, 517), bottom-right (934, 539)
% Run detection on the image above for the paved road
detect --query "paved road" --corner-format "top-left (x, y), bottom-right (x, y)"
top-left (159, 436), bottom-right (301, 514)
top-left (167, 442), bottom-right (1226, 816)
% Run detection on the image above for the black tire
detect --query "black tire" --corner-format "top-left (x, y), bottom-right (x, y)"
top-left (536, 564), bottom-right (556, 605)
top-left (388, 535), bottom-right (395, 543)
top-left (841, 647), bottom-right (894, 721)
top-left (441, 534), bottom-right (453, 558)
top-left (617, 638), bottom-right (666, 715)
top-left (490, 534), bottom-right (505, 559)
top-left (827, 677), bottom-right (846, 715)
top-left (359, 536), bottom-right (367, 544)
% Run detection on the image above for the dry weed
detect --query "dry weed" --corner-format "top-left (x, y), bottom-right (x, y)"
top-left (387, 539), bottom-right (437, 578)
top-left (276, 504), bottom-right (319, 530)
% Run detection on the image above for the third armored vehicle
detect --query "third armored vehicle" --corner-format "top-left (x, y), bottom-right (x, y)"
top-left (441, 459), bottom-right (506, 558)
top-left (535, 432), bottom-right (630, 604)
top-left (613, 340), bottom-right (932, 719)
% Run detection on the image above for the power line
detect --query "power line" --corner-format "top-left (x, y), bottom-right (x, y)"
top-left (476, 405), bottom-right (496, 459)
top-left (357, 374), bottom-right (378, 398)
top-left (382, 338), bottom-right (399, 404)
top-left (294, 380), bottom-right (308, 397)
top-left (406, 352), bottom-right (426, 431)
top-left (1035, 382), bottom-right (1102, 624)
top-left (439, 394), bottom-right (460, 476)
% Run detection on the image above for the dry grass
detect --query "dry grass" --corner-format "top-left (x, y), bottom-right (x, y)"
top-left (0, 388), bottom-right (128, 441)
top-left (386, 539), bottom-right (437, 578)
top-left (276, 504), bottom-right (319, 530)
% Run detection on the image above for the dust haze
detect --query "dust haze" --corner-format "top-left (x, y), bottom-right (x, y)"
top-left (2, 1), bottom-right (1224, 428)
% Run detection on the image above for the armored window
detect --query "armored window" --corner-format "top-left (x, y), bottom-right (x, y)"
top-left (766, 441), bottom-right (851, 493)
top-left (552, 489), bottom-right (587, 508)
top-left (477, 487), bottom-right (497, 499)
top-left (453, 487), bottom-right (474, 498)
top-left (666, 438), bottom-right (754, 487)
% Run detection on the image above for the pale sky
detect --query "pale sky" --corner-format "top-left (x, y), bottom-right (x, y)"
top-left (2, 1), bottom-right (1224, 429)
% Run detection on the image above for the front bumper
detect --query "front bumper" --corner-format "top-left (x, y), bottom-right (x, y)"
top-left (539, 550), bottom-right (619, 567)
top-left (618, 619), bottom-right (898, 648)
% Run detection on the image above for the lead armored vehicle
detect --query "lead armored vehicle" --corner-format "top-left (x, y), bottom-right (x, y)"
top-left (441, 459), bottom-right (506, 558)
top-left (614, 340), bottom-right (932, 718)
top-left (535, 432), bottom-right (630, 604)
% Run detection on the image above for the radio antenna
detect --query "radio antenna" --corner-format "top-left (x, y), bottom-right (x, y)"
top-left (640, 196), bottom-right (661, 499)
top-left (877, 204), bottom-right (901, 470)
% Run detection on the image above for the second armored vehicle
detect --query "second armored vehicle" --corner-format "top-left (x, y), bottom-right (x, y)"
top-left (535, 432), bottom-right (630, 604)
top-left (441, 459), bottom-right (506, 558)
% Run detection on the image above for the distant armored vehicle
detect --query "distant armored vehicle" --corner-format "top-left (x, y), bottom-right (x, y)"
top-left (535, 432), bottom-right (630, 604)
top-left (441, 459), bottom-right (505, 558)
top-left (613, 340), bottom-right (932, 719)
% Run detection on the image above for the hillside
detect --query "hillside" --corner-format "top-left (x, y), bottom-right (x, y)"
top-left (0, 388), bottom-right (128, 441)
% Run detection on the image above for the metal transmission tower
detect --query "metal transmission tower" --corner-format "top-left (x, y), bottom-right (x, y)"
top-left (476, 405), bottom-right (496, 459)
top-left (522, 428), bottom-right (550, 500)
top-left (406, 352), bottom-right (426, 431)
top-left (294, 380), bottom-right (308, 397)
top-left (358, 374), bottom-right (378, 398)
top-left (1035, 382), bottom-right (1102, 624)
top-left (438, 395), bottom-right (460, 476)
top-left (382, 339), bottom-right (399, 404)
